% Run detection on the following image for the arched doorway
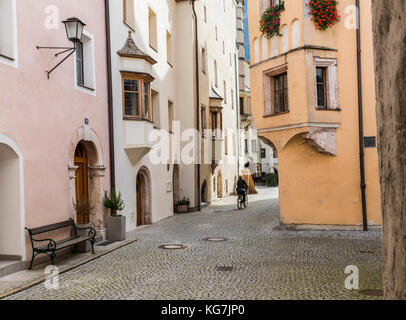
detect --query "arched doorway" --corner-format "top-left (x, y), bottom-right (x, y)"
top-left (136, 167), bottom-right (152, 226)
top-left (172, 164), bottom-right (180, 211)
top-left (74, 142), bottom-right (89, 224)
top-left (0, 142), bottom-right (23, 260)
top-left (201, 180), bottom-right (208, 203)
top-left (217, 170), bottom-right (223, 199)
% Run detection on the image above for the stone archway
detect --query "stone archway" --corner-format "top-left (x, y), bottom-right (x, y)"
top-left (173, 164), bottom-right (180, 210)
top-left (0, 136), bottom-right (24, 261)
top-left (201, 180), bottom-right (208, 203)
top-left (217, 170), bottom-right (223, 199)
top-left (69, 127), bottom-right (106, 232)
top-left (136, 166), bottom-right (152, 226)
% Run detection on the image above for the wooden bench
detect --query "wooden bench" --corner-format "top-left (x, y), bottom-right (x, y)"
top-left (25, 218), bottom-right (96, 269)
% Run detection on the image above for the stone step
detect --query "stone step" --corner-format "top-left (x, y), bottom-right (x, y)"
top-left (0, 260), bottom-right (22, 278)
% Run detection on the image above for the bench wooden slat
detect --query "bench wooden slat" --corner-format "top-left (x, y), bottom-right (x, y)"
top-left (29, 219), bottom-right (74, 235)
top-left (36, 236), bottom-right (92, 251)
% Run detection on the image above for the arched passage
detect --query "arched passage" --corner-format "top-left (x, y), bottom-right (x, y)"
top-left (136, 166), bottom-right (152, 226)
top-left (0, 139), bottom-right (24, 260)
top-left (201, 180), bottom-right (208, 204)
top-left (173, 164), bottom-right (180, 210)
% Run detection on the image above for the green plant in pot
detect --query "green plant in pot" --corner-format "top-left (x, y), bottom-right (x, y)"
top-left (103, 189), bottom-right (126, 241)
top-left (176, 197), bottom-right (190, 213)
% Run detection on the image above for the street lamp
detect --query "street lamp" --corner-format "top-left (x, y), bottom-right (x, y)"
top-left (63, 17), bottom-right (86, 43)
top-left (37, 17), bottom-right (86, 79)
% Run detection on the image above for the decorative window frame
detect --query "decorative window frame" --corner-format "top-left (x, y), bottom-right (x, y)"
top-left (121, 71), bottom-right (154, 122)
top-left (263, 64), bottom-right (288, 117)
top-left (0, 0), bottom-right (18, 68)
top-left (313, 57), bottom-right (339, 110)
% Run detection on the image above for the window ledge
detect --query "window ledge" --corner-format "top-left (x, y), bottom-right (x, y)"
top-left (263, 111), bottom-right (290, 118)
top-left (0, 53), bottom-right (14, 61)
top-left (77, 83), bottom-right (95, 91)
top-left (315, 107), bottom-right (341, 111)
top-left (123, 117), bottom-right (154, 123)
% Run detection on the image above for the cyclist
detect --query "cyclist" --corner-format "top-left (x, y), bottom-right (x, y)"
top-left (236, 176), bottom-right (248, 205)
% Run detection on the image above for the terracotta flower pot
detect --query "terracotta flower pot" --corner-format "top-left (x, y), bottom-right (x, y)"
top-left (177, 204), bottom-right (189, 213)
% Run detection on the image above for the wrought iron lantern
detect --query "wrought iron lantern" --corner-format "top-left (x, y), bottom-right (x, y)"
top-left (36, 17), bottom-right (86, 79)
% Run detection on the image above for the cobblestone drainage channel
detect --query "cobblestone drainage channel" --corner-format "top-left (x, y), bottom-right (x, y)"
top-left (159, 244), bottom-right (188, 250)
top-left (203, 237), bottom-right (229, 242)
top-left (216, 266), bottom-right (234, 272)
top-left (359, 289), bottom-right (383, 297)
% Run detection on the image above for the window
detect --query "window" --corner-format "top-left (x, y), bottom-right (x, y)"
top-left (252, 140), bottom-right (257, 153)
top-left (214, 60), bottom-right (218, 87)
top-left (223, 81), bottom-right (227, 104)
top-left (223, 0), bottom-right (226, 12)
top-left (314, 58), bottom-right (339, 110)
top-left (168, 100), bottom-right (174, 133)
top-left (123, 0), bottom-right (135, 30)
top-left (222, 41), bottom-right (225, 55)
top-left (202, 47), bottom-right (207, 74)
top-left (316, 67), bottom-right (327, 108)
top-left (201, 106), bottom-right (207, 137)
top-left (121, 72), bottom-right (153, 121)
top-left (149, 8), bottom-right (157, 51)
top-left (215, 26), bottom-right (218, 41)
top-left (225, 133), bottom-right (228, 155)
top-left (204, 6), bottom-right (207, 23)
top-left (263, 65), bottom-right (289, 116)
top-left (261, 148), bottom-right (266, 159)
top-left (76, 42), bottom-right (84, 86)
top-left (240, 97), bottom-right (245, 115)
top-left (231, 89), bottom-right (234, 109)
top-left (230, 53), bottom-right (232, 67)
top-left (167, 31), bottom-right (173, 66)
top-left (152, 90), bottom-right (160, 128)
top-left (0, 0), bottom-right (16, 63)
top-left (245, 139), bottom-right (248, 154)
top-left (74, 31), bottom-right (96, 91)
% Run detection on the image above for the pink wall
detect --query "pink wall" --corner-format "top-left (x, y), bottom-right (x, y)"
top-left (0, 0), bottom-right (110, 260)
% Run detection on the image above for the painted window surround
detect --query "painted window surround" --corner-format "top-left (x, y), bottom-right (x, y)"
top-left (0, 0), bottom-right (18, 68)
top-left (313, 57), bottom-right (339, 110)
top-left (73, 29), bottom-right (96, 96)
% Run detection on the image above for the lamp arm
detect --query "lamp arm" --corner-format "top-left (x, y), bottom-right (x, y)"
top-left (46, 47), bottom-right (76, 79)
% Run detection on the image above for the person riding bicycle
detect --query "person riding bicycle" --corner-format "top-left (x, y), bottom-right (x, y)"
top-left (236, 176), bottom-right (248, 204)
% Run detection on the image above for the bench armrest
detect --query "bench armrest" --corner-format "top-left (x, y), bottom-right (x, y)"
top-left (74, 225), bottom-right (96, 239)
top-left (30, 237), bottom-right (57, 252)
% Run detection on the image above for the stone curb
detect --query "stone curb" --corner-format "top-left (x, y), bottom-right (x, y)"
top-left (0, 239), bottom-right (138, 300)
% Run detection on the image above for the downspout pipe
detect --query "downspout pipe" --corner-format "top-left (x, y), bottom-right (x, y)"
top-left (356, 0), bottom-right (367, 231)
top-left (104, 0), bottom-right (116, 190)
top-left (192, 0), bottom-right (201, 211)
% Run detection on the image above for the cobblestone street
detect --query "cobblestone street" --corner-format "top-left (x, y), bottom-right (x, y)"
top-left (5, 188), bottom-right (383, 300)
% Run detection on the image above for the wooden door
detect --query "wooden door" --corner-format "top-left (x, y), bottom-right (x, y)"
top-left (74, 144), bottom-right (89, 224)
top-left (136, 175), bottom-right (142, 225)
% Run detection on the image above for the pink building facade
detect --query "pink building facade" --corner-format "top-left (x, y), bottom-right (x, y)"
top-left (0, 0), bottom-right (111, 269)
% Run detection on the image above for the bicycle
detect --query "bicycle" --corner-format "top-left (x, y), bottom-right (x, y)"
top-left (237, 190), bottom-right (248, 209)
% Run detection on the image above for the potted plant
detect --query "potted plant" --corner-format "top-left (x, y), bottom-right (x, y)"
top-left (103, 189), bottom-right (126, 241)
top-left (176, 198), bottom-right (190, 213)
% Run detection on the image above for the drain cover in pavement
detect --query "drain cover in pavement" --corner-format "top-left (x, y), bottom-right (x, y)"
top-left (216, 266), bottom-right (234, 272)
top-left (97, 241), bottom-right (115, 247)
top-left (159, 244), bottom-right (187, 250)
top-left (203, 237), bottom-right (229, 242)
top-left (359, 289), bottom-right (383, 297)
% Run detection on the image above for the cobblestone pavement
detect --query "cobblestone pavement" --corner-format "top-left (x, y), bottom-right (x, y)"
top-left (5, 188), bottom-right (382, 300)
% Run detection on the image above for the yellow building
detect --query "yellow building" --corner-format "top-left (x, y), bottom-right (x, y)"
top-left (247, 0), bottom-right (381, 229)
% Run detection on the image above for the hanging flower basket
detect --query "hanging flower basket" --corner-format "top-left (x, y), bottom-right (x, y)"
top-left (259, 3), bottom-right (285, 39)
top-left (306, 0), bottom-right (340, 31)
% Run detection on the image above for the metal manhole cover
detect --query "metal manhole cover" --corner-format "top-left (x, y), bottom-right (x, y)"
top-left (216, 266), bottom-right (234, 272)
top-left (359, 289), bottom-right (383, 297)
top-left (159, 244), bottom-right (188, 250)
top-left (203, 237), bottom-right (229, 242)
top-left (97, 241), bottom-right (115, 247)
